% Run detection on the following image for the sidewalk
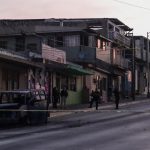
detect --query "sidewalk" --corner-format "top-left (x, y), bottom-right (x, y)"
top-left (49, 95), bottom-right (150, 118)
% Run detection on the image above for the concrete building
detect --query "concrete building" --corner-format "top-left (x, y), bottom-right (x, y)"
top-left (0, 21), bottom-right (92, 106)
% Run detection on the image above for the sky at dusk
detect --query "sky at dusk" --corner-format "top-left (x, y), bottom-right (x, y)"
top-left (1, 0), bottom-right (150, 36)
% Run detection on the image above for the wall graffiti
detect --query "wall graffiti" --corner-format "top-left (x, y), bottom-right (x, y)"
top-left (28, 68), bottom-right (49, 94)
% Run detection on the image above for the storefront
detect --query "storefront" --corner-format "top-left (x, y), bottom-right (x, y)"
top-left (45, 62), bottom-right (93, 105)
top-left (0, 50), bottom-right (43, 91)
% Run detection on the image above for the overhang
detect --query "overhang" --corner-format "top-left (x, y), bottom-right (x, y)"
top-left (66, 63), bottom-right (93, 75)
top-left (0, 52), bottom-right (43, 68)
top-left (45, 61), bottom-right (93, 76)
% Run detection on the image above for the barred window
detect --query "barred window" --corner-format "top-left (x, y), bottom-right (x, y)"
top-left (15, 37), bottom-right (25, 51)
top-left (69, 77), bottom-right (76, 91)
top-left (64, 35), bottom-right (80, 47)
top-left (0, 41), bottom-right (7, 49)
top-left (27, 43), bottom-right (37, 52)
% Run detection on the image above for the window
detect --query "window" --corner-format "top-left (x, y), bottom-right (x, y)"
top-left (64, 35), bottom-right (80, 47)
top-left (84, 36), bottom-right (88, 46)
top-left (15, 37), bottom-right (25, 51)
top-left (102, 78), bottom-right (107, 91)
top-left (61, 76), bottom-right (68, 89)
top-left (0, 41), bottom-right (7, 49)
top-left (88, 36), bottom-right (95, 47)
top-left (108, 24), bottom-right (114, 31)
top-left (27, 43), bottom-right (37, 52)
top-left (48, 36), bottom-right (55, 47)
top-left (69, 77), bottom-right (76, 91)
top-left (97, 39), bottom-right (106, 50)
top-left (56, 35), bottom-right (63, 47)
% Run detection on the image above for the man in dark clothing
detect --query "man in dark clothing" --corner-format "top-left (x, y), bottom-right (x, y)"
top-left (52, 87), bottom-right (60, 109)
top-left (89, 90), bottom-right (94, 108)
top-left (60, 87), bottom-right (68, 109)
top-left (89, 89), bottom-right (100, 110)
top-left (113, 87), bottom-right (120, 109)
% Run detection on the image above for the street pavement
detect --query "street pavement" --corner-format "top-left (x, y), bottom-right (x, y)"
top-left (49, 96), bottom-right (149, 118)
top-left (1, 97), bottom-right (150, 150)
top-left (0, 96), bottom-right (150, 150)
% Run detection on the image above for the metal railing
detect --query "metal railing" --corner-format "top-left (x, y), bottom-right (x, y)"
top-left (113, 56), bottom-right (129, 68)
top-left (109, 31), bottom-right (131, 47)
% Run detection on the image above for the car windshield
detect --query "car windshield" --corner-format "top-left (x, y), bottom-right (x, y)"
top-left (0, 92), bottom-right (29, 104)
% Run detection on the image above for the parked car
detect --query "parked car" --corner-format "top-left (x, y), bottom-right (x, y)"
top-left (0, 89), bottom-right (49, 125)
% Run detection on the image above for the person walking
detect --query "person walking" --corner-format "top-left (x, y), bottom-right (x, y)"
top-left (89, 90), bottom-right (94, 108)
top-left (52, 87), bottom-right (60, 109)
top-left (113, 87), bottom-right (120, 109)
top-left (60, 86), bottom-right (68, 109)
top-left (89, 89), bottom-right (100, 110)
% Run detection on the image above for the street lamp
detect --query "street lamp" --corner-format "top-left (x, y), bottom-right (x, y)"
top-left (147, 32), bottom-right (150, 97)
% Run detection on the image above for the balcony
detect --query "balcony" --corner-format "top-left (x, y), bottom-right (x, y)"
top-left (56, 46), bottom-right (96, 63)
top-left (96, 48), bottom-right (111, 64)
top-left (109, 31), bottom-right (131, 47)
top-left (42, 44), bottom-right (66, 64)
top-left (113, 56), bottom-right (129, 68)
top-left (135, 48), bottom-right (142, 59)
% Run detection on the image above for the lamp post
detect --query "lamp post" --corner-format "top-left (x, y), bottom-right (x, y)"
top-left (147, 32), bottom-right (150, 97)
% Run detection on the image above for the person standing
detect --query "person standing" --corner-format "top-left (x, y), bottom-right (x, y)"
top-left (60, 87), bottom-right (68, 109)
top-left (113, 87), bottom-right (120, 109)
top-left (52, 87), bottom-right (60, 109)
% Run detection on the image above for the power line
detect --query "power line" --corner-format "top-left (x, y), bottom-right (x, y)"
top-left (112, 0), bottom-right (150, 11)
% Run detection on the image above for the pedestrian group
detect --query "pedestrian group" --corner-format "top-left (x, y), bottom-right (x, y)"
top-left (52, 86), bottom-right (120, 110)
top-left (52, 86), bottom-right (68, 109)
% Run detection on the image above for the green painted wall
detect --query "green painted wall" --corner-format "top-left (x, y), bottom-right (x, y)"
top-left (52, 73), bottom-right (84, 105)
top-left (66, 90), bottom-right (82, 105)
top-left (66, 76), bottom-right (83, 105)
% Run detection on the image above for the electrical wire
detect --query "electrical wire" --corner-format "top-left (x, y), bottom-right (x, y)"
top-left (112, 0), bottom-right (150, 11)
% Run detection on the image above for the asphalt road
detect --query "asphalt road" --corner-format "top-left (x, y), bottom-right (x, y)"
top-left (1, 100), bottom-right (150, 150)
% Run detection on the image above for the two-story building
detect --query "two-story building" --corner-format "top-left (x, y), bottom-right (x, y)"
top-left (0, 21), bottom-right (92, 105)
top-left (50, 18), bottom-right (133, 100)
top-left (0, 18), bottom-right (134, 104)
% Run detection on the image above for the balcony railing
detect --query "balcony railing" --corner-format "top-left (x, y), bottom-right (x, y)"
top-left (56, 45), bottom-right (129, 68)
top-left (109, 31), bottom-right (131, 47)
top-left (96, 48), bottom-right (111, 64)
top-left (42, 44), bottom-right (66, 64)
top-left (113, 56), bottom-right (129, 68)
top-left (56, 46), bottom-right (96, 63)
top-left (135, 48), bottom-right (142, 59)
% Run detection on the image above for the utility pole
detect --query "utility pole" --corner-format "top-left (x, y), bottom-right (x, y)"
top-left (131, 32), bottom-right (135, 100)
top-left (147, 32), bottom-right (150, 97)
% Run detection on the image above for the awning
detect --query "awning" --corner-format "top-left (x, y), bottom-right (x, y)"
top-left (41, 60), bottom-right (93, 76)
top-left (66, 63), bottom-right (93, 75)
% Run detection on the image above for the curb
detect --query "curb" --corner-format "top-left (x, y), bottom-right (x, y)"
top-left (49, 99), bottom-right (150, 118)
